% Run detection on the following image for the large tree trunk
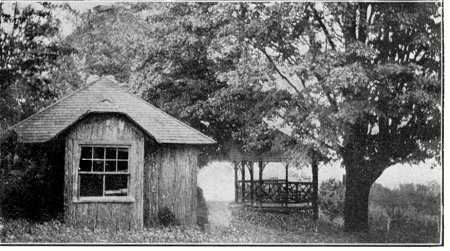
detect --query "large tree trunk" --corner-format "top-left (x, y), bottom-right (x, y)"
top-left (341, 133), bottom-right (388, 233)
top-left (342, 152), bottom-right (386, 232)
top-left (344, 164), bottom-right (373, 232)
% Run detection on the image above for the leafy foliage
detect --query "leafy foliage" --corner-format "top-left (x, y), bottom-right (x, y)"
top-left (1, 202), bottom-right (359, 243)
top-left (0, 2), bottom-right (76, 129)
top-left (157, 207), bottom-right (179, 227)
top-left (63, 3), bottom-right (294, 160)
top-left (0, 140), bottom-right (64, 221)
top-left (367, 182), bottom-right (441, 243)
top-left (196, 187), bottom-right (209, 230)
top-left (319, 179), bottom-right (345, 221)
top-left (370, 182), bottom-right (441, 216)
top-left (1, 201), bottom-right (439, 243)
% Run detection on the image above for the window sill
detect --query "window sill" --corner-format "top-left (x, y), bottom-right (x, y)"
top-left (73, 196), bottom-right (134, 203)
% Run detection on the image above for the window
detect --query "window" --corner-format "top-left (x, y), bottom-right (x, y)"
top-left (78, 146), bottom-right (129, 197)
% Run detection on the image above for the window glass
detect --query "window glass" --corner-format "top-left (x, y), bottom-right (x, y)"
top-left (93, 147), bottom-right (104, 159)
top-left (81, 147), bottom-right (92, 159)
top-left (105, 161), bottom-right (116, 172)
top-left (79, 160), bottom-right (92, 172)
top-left (78, 145), bottom-right (129, 198)
top-left (105, 148), bottom-right (116, 159)
top-left (79, 175), bottom-right (103, 196)
top-left (105, 175), bottom-right (128, 196)
top-left (93, 160), bottom-right (104, 172)
top-left (118, 148), bottom-right (128, 159)
top-left (117, 161), bottom-right (128, 172)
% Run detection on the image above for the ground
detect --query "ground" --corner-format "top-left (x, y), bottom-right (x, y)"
top-left (0, 201), bottom-right (440, 244)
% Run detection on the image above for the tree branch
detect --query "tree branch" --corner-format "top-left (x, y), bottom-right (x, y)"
top-left (257, 46), bottom-right (301, 95)
top-left (313, 72), bottom-right (338, 112)
top-left (309, 3), bottom-right (336, 51)
top-left (294, 71), bottom-right (307, 89)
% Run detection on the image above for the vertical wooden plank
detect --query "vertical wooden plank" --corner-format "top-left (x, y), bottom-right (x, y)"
top-left (234, 162), bottom-right (238, 203)
top-left (241, 161), bottom-right (246, 203)
top-left (249, 162), bottom-right (254, 205)
top-left (312, 154), bottom-right (319, 221)
top-left (143, 143), bottom-right (149, 227)
top-left (151, 146), bottom-right (160, 226)
top-left (258, 160), bottom-right (264, 204)
top-left (285, 164), bottom-right (289, 206)
top-left (63, 138), bottom-right (73, 224)
top-left (135, 137), bottom-right (144, 230)
top-left (145, 144), bottom-right (199, 226)
top-left (191, 147), bottom-right (199, 225)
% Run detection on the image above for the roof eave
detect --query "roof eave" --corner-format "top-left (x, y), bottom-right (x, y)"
top-left (8, 111), bottom-right (216, 145)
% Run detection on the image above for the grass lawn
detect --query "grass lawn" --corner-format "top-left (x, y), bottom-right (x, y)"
top-left (0, 201), bottom-right (440, 244)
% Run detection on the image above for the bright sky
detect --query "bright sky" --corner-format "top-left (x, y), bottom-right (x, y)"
top-left (68, 1), bottom-right (113, 12)
top-left (198, 160), bottom-right (442, 201)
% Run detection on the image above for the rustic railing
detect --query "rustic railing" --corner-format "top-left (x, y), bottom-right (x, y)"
top-left (236, 180), bottom-right (313, 205)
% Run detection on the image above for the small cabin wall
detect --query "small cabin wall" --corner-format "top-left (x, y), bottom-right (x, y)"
top-left (64, 114), bottom-right (144, 230)
top-left (143, 143), bottom-right (199, 226)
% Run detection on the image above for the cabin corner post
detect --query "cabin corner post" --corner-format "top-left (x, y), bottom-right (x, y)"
top-left (312, 154), bottom-right (319, 221)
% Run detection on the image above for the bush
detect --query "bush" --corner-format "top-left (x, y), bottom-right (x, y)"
top-left (0, 139), bottom-right (64, 221)
top-left (369, 182), bottom-right (441, 216)
top-left (157, 207), bottom-right (179, 227)
top-left (319, 179), bottom-right (345, 221)
top-left (0, 163), bottom-right (63, 221)
top-left (196, 187), bottom-right (208, 230)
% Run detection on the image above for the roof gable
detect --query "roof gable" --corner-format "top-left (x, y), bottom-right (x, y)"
top-left (7, 78), bottom-right (216, 144)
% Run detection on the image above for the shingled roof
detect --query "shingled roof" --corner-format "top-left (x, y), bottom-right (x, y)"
top-left (5, 77), bottom-right (216, 144)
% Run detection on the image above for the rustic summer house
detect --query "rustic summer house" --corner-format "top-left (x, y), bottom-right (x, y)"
top-left (2, 77), bottom-right (215, 230)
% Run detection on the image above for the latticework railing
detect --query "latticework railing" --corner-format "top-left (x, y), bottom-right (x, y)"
top-left (236, 180), bottom-right (313, 205)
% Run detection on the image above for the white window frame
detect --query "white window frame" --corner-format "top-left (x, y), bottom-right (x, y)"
top-left (73, 141), bottom-right (134, 203)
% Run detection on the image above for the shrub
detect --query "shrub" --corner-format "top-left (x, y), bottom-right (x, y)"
top-left (319, 179), bottom-right (345, 221)
top-left (157, 207), bottom-right (179, 227)
top-left (369, 182), bottom-right (441, 216)
top-left (196, 187), bottom-right (208, 230)
top-left (0, 162), bottom-right (63, 221)
top-left (0, 139), bottom-right (64, 221)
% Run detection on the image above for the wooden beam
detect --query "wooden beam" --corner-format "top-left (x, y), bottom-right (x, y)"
top-left (249, 162), bottom-right (254, 205)
top-left (234, 162), bottom-right (238, 203)
top-left (258, 160), bottom-right (264, 181)
top-left (312, 153), bottom-right (319, 221)
top-left (285, 163), bottom-right (289, 182)
top-left (258, 160), bottom-right (264, 205)
top-left (241, 161), bottom-right (246, 203)
top-left (285, 163), bottom-right (289, 206)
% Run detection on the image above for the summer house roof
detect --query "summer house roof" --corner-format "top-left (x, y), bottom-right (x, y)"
top-left (5, 77), bottom-right (216, 145)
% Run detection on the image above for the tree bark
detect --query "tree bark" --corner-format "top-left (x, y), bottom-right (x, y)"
top-left (343, 157), bottom-right (384, 232)
top-left (344, 167), bottom-right (372, 232)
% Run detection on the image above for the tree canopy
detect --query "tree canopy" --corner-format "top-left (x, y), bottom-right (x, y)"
top-left (62, 2), bottom-right (293, 160)
top-left (0, 2), bottom-right (77, 130)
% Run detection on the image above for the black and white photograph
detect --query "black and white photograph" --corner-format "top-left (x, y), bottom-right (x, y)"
top-left (0, 0), bottom-right (443, 246)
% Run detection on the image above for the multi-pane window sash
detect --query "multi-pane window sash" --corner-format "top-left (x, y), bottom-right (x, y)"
top-left (78, 146), bottom-right (129, 197)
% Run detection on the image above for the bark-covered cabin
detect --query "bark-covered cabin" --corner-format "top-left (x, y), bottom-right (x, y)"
top-left (3, 77), bottom-right (215, 230)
